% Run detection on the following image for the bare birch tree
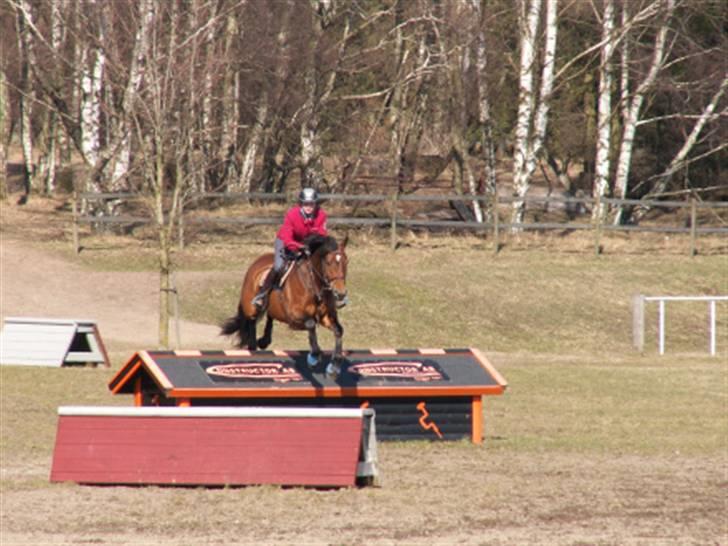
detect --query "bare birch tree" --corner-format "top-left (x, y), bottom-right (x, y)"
top-left (78, 0), bottom-right (105, 175)
top-left (237, 1), bottom-right (295, 194)
top-left (633, 72), bottom-right (728, 219)
top-left (0, 67), bottom-right (7, 199)
top-left (592, 0), bottom-right (617, 222)
top-left (2, 0), bottom-right (726, 239)
top-left (127, 0), bottom-right (204, 347)
top-left (437, 2), bottom-right (483, 222)
top-left (471, 0), bottom-right (498, 219)
top-left (511, 0), bottom-right (558, 228)
top-left (14, 0), bottom-right (35, 202)
top-left (35, 0), bottom-right (64, 194)
top-left (612, 0), bottom-right (676, 224)
top-left (298, 0), bottom-right (351, 188)
top-left (388, 2), bottom-right (439, 193)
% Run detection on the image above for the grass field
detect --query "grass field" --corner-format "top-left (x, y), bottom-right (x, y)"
top-left (1, 198), bottom-right (726, 545)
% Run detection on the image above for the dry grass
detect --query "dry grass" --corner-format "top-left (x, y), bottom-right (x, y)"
top-left (1, 195), bottom-right (727, 545)
top-left (1, 356), bottom-right (725, 545)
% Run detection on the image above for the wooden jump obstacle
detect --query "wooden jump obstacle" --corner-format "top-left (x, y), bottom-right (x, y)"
top-left (109, 348), bottom-right (507, 443)
top-left (50, 406), bottom-right (378, 487)
top-left (0, 317), bottom-right (110, 367)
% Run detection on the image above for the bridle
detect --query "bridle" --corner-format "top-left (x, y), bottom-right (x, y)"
top-left (308, 250), bottom-right (347, 305)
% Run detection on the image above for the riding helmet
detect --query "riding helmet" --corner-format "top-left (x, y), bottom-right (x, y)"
top-left (298, 187), bottom-right (319, 205)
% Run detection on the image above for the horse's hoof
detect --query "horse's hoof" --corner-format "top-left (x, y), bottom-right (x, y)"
top-left (307, 352), bottom-right (320, 368)
top-left (325, 362), bottom-right (340, 378)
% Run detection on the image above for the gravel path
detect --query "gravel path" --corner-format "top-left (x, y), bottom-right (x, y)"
top-left (0, 238), bottom-right (222, 353)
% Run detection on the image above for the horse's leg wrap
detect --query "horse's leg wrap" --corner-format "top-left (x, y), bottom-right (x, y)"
top-left (307, 325), bottom-right (322, 368)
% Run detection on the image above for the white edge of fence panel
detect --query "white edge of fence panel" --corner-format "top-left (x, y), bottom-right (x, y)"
top-left (637, 295), bottom-right (727, 356)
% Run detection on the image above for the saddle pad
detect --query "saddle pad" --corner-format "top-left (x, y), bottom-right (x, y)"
top-left (259, 262), bottom-right (295, 288)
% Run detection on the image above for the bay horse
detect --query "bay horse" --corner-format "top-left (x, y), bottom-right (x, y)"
top-left (221, 234), bottom-right (349, 376)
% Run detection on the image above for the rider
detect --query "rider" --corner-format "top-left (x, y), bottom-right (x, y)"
top-left (251, 187), bottom-right (328, 310)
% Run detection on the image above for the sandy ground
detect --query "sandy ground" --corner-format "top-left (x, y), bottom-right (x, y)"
top-left (0, 237), bottom-right (221, 353)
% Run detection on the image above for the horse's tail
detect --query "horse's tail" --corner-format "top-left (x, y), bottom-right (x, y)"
top-left (220, 303), bottom-right (255, 349)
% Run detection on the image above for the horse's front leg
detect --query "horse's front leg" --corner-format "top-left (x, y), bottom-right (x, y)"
top-left (325, 318), bottom-right (344, 378)
top-left (305, 319), bottom-right (322, 368)
top-left (257, 316), bottom-right (274, 349)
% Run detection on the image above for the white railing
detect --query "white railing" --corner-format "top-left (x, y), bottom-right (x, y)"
top-left (633, 295), bottom-right (728, 356)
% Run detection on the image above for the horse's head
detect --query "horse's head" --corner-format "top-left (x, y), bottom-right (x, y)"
top-left (306, 235), bottom-right (349, 308)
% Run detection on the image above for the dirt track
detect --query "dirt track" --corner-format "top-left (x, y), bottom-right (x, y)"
top-left (0, 237), bottom-right (222, 353)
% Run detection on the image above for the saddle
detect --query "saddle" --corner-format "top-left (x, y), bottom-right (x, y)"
top-left (259, 260), bottom-right (296, 289)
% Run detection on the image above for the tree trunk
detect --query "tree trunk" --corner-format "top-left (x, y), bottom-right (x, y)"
top-left (0, 68), bottom-right (7, 199)
top-left (472, 0), bottom-right (498, 220)
top-left (299, 1), bottom-right (346, 189)
top-left (654, 74), bottom-right (728, 186)
top-left (110, 0), bottom-right (155, 194)
top-left (582, 72), bottom-right (597, 181)
top-left (38, 0), bottom-right (64, 194)
top-left (529, 0), bottom-right (558, 170)
top-left (633, 73), bottom-right (728, 220)
top-left (510, 0), bottom-right (542, 227)
top-left (218, 11), bottom-right (240, 190)
top-left (388, 2), bottom-right (406, 192)
top-left (441, 2), bottom-right (484, 223)
top-left (390, 6), bottom-right (433, 194)
top-left (612, 0), bottom-right (675, 225)
top-left (16, 0), bottom-right (35, 201)
top-left (511, 0), bottom-right (558, 228)
top-left (79, 15), bottom-right (105, 172)
top-left (239, 90), bottom-right (268, 193)
top-left (592, 0), bottom-right (616, 222)
top-left (156, 153), bottom-right (170, 349)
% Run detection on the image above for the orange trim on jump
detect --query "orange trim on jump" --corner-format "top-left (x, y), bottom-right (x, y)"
top-left (139, 351), bottom-right (175, 390)
top-left (419, 348), bottom-right (447, 355)
top-left (134, 377), bottom-right (143, 407)
top-left (471, 396), bottom-right (483, 445)
top-left (224, 349), bottom-right (252, 357)
top-left (175, 350), bottom-right (202, 357)
top-left (370, 348), bottom-right (398, 355)
top-left (167, 384), bottom-right (504, 399)
top-left (470, 348), bottom-right (508, 388)
top-left (110, 360), bottom-right (143, 394)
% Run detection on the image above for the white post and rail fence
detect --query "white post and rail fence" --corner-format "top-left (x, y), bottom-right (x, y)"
top-left (632, 295), bottom-right (727, 356)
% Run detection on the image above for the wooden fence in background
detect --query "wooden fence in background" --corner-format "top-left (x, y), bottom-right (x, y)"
top-left (72, 191), bottom-right (728, 255)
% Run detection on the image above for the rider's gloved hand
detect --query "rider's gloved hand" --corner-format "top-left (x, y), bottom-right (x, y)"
top-left (300, 247), bottom-right (311, 258)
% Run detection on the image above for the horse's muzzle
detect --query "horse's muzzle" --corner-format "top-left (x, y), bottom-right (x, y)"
top-left (334, 291), bottom-right (349, 308)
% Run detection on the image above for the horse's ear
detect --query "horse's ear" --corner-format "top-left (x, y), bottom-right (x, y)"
top-left (341, 234), bottom-right (349, 250)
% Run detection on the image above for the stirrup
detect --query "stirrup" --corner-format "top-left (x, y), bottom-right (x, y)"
top-left (251, 292), bottom-right (267, 309)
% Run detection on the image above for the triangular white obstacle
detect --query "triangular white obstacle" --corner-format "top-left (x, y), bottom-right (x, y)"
top-left (0, 317), bottom-right (110, 367)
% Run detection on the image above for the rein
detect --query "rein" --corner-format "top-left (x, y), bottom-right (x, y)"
top-left (309, 252), bottom-right (344, 295)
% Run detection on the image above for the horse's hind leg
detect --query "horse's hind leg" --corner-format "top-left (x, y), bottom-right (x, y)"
top-left (245, 316), bottom-right (258, 351)
top-left (257, 316), bottom-right (274, 349)
top-left (306, 320), bottom-right (322, 368)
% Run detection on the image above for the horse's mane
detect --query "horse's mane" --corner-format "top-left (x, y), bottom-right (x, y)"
top-left (303, 234), bottom-right (338, 256)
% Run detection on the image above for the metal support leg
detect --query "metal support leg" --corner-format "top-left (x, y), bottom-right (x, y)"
top-left (658, 300), bottom-right (665, 355)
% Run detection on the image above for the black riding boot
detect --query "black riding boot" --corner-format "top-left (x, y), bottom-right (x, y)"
top-left (251, 268), bottom-right (281, 310)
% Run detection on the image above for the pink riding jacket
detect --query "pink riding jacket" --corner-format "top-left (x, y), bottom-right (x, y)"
top-left (276, 206), bottom-right (328, 252)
